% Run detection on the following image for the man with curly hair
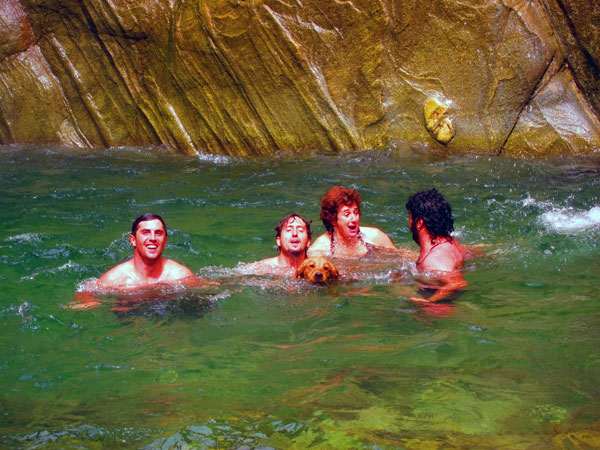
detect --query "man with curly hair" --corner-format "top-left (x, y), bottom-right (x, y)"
top-left (405, 189), bottom-right (469, 302)
top-left (405, 189), bottom-right (467, 271)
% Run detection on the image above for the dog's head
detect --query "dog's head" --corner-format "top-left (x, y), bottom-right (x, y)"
top-left (295, 256), bottom-right (340, 283)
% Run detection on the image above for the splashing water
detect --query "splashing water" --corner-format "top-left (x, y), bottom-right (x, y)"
top-left (540, 206), bottom-right (600, 234)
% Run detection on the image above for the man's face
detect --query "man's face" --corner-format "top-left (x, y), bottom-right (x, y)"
top-left (409, 212), bottom-right (419, 244)
top-left (130, 219), bottom-right (168, 260)
top-left (277, 216), bottom-right (310, 256)
top-left (335, 203), bottom-right (360, 239)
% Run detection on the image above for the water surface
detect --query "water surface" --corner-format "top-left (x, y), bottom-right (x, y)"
top-left (1, 145), bottom-right (599, 449)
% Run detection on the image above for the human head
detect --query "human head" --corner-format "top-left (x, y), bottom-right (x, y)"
top-left (131, 213), bottom-right (167, 236)
top-left (405, 189), bottom-right (454, 241)
top-left (275, 213), bottom-right (312, 256)
top-left (129, 214), bottom-right (168, 261)
top-left (320, 186), bottom-right (362, 235)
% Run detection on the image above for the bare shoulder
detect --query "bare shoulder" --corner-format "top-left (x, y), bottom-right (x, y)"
top-left (163, 259), bottom-right (195, 280)
top-left (360, 226), bottom-right (397, 249)
top-left (307, 233), bottom-right (331, 257)
top-left (97, 259), bottom-right (135, 288)
top-left (258, 256), bottom-right (280, 267)
top-left (421, 245), bottom-right (462, 272)
top-left (240, 256), bottom-right (279, 274)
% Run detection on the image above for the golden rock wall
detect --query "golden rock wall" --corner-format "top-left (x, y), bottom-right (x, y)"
top-left (1, 0), bottom-right (598, 156)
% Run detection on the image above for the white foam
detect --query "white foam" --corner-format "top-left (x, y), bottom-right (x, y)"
top-left (540, 206), bottom-right (600, 234)
top-left (4, 233), bottom-right (44, 243)
top-left (194, 151), bottom-right (232, 165)
top-left (520, 194), bottom-right (553, 209)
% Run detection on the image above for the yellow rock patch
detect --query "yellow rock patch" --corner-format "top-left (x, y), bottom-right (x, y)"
top-left (424, 97), bottom-right (455, 145)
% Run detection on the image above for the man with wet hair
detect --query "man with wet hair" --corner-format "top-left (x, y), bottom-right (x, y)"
top-left (243, 213), bottom-right (312, 275)
top-left (406, 189), bottom-right (469, 302)
top-left (406, 189), bottom-right (467, 271)
top-left (308, 186), bottom-right (397, 258)
top-left (97, 213), bottom-right (196, 288)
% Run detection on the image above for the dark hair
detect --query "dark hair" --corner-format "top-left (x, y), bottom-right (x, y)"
top-left (274, 214), bottom-right (312, 252)
top-left (405, 189), bottom-right (454, 239)
top-left (320, 186), bottom-right (362, 234)
top-left (131, 213), bottom-right (167, 235)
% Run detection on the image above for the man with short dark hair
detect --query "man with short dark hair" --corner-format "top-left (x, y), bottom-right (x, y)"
top-left (72, 214), bottom-right (207, 309)
top-left (96, 213), bottom-right (195, 288)
top-left (405, 189), bottom-right (469, 302)
top-left (243, 213), bottom-right (312, 275)
top-left (77, 213), bottom-right (196, 289)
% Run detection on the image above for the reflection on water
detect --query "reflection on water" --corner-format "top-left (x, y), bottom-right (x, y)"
top-left (1, 145), bottom-right (599, 449)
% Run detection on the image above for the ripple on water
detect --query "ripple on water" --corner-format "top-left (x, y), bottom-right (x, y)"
top-left (4, 233), bottom-right (46, 243)
top-left (20, 260), bottom-right (85, 281)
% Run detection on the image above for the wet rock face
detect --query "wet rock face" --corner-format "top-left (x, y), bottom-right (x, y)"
top-left (503, 68), bottom-right (600, 157)
top-left (0, 0), bottom-right (598, 156)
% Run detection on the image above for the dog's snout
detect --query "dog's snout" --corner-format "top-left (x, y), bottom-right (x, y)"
top-left (314, 272), bottom-right (324, 281)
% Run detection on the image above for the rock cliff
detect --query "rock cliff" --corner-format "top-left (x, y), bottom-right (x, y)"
top-left (0, 0), bottom-right (598, 156)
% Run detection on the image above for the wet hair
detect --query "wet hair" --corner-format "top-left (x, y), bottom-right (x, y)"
top-left (320, 186), bottom-right (362, 235)
top-left (274, 213), bottom-right (312, 253)
top-left (405, 189), bottom-right (454, 239)
top-left (131, 213), bottom-right (167, 236)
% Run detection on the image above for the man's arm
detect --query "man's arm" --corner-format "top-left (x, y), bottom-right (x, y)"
top-left (410, 270), bottom-right (467, 303)
top-left (71, 290), bottom-right (102, 309)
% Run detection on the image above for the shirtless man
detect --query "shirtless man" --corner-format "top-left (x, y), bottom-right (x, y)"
top-left (308, 186), bottom-right (396, 258)
top-left (74, 214), bottom-right (197, 308)
top-left (405, 189), bottom-right (469, 302)
top-left (97, 213), bottom-right (195, 288)
top-left (243, 213), bottom-right (312, 275)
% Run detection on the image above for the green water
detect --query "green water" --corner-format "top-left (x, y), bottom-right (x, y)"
top-left (1, 145), bottom-right (599, 449)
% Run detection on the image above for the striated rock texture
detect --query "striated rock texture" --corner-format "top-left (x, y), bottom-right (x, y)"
top-left (0, 0), bottom-right (599, 156)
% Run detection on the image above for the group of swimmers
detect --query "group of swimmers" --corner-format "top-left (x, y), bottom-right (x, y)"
top-left (76, 186), bottom-right (470, 307)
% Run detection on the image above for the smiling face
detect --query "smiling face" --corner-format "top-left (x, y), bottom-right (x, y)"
top-left (276, 216), bottom-right (310, 256)
top-left (335, 203), bottom-right (361, 240)
top-left (129, 219), bottom-right (168, 260)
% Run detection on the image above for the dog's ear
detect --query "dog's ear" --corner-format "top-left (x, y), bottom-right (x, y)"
top-left (295, 260), bottom-right (308, 279)
top-left (329, 263), bottom-right (340, 279)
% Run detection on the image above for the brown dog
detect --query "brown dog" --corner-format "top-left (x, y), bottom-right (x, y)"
top-left (295, 256), bottom-right (340, 283)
